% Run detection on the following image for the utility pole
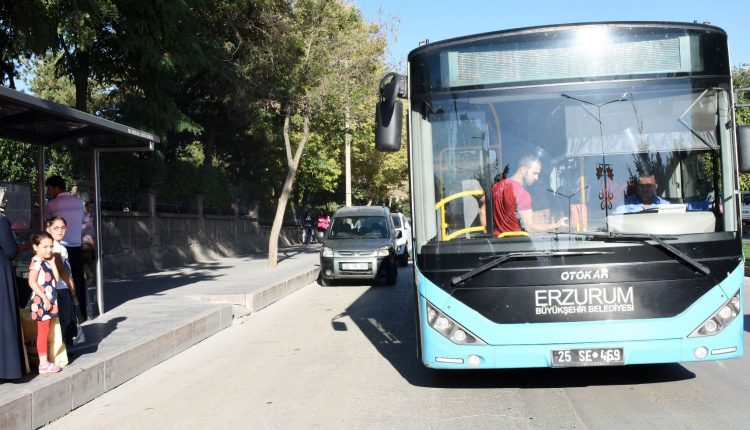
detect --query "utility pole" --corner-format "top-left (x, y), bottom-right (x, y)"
top-left (345, 107), bottom-right (352, 207)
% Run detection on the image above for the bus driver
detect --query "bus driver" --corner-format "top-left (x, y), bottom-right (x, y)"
top-left (613, 169), bottom-right (670, 214)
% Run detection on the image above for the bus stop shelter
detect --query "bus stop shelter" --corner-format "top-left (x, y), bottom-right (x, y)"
top-left (0, 85), bottom-right (158, 315)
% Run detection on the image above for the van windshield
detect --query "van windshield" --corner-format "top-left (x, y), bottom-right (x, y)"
top-left (329, 216), bottom-right (389, 239)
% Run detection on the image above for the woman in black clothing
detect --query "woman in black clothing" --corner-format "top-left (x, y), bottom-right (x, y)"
top-left (0, 187), bottom-right (23, 380)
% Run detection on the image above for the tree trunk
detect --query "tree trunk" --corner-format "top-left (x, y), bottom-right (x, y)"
top-left (73, 51), bottom-right (90, 113)
top-left (267, 109), bottom-right (310, 267)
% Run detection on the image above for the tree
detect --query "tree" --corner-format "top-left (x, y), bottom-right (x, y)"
top-left (238, 0), bottom-right (387, 267)
top-left (0, 0), bottom-right (56, 88)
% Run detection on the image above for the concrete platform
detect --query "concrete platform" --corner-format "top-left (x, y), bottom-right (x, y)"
top-left (0, 245), bottom-right (320, 430)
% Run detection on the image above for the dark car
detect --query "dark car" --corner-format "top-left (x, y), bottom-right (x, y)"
top-left (319, 206), bottom-right (401, 286)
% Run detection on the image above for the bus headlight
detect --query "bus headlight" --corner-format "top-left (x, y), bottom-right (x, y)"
top-left (425, 302), bottom-right (486, 345)
top-left (689, 290), bottom-right (741, 338)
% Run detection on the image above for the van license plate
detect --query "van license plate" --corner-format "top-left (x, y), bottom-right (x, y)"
top-left (551, 348), bottom-right (624, 367)
top-left (341, 263), bottom-right (368, 270)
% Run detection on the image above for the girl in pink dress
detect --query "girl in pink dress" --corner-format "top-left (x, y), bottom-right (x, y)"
top-left (28, 232), bottom-right (62, 374)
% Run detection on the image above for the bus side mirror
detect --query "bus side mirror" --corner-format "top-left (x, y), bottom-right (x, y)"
top-left (738, 126), bottom-right (750, 173)
top-left (375, 73), bottom-right (407, 152)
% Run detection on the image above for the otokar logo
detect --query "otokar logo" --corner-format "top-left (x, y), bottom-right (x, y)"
top-left (560, 268), bottom-right (609, 281)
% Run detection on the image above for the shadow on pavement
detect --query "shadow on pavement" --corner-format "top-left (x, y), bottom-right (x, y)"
top-left (67, 316), bottom-right (127, 360)
top-left (102, 264), bottom-right (230, 311)
top-left (277, 245), bottom-right (321, 262)
top-left (99, 246), bottom-right (321, 312)
top-left (342, 266), bottom-right (696, 389)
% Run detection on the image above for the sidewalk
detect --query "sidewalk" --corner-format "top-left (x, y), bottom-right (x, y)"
top-left (0, 245), bottom-right (321, 430)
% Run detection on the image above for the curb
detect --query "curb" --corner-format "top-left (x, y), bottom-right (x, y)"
top-left (188, 267), bottom-right (320, 317)
top-left (1, 266), bottom-right (319, 430)
top-left (1, 304), bottom-right (232, 430)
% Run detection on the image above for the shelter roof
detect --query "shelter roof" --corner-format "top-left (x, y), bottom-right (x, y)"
top-left (0, 85), bottom-right (158, 148)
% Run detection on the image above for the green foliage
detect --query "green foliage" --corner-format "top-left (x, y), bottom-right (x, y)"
top-left (3, 0), bottom-right (394, 219)
top-left (0, 0), bottom-right (57, 88)
top-left (0, 140), bottom-right (37, 184)
top-left (734, 67), bottom-right (750, 190)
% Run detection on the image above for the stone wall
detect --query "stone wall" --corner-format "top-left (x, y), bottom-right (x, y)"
top-left (100, 209), bottom-right (303, 277)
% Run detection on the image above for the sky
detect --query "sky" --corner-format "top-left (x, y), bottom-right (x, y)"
top-left (355, 0), bottom-right (750, 69)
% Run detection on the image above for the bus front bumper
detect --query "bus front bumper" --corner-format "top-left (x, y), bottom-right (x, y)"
top-left (419, 314), bottom-right (744, 369)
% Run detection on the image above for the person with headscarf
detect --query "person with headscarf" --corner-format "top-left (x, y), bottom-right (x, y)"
top-left (0, 186), bottom-right (24, 380)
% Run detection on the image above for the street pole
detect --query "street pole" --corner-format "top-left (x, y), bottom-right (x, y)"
top-left (345, 107), bottom-right (352, 207)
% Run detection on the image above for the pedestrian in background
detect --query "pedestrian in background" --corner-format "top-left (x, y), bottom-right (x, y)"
top-left (316, 210), bottom-right (330, 243)
top-left (303, 211), bottom-right (313, 244)
top-left (28, 232), bottom-right (62, 374)
top-left (46, 216), bottom-right (77, 345)
top-left (45, 176), bottom-right (87, 321)
top-left (0, 187), bottom-right (24, 380)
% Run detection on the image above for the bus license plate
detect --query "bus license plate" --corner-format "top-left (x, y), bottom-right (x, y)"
top-left (341, 263), bottom-right (368, 270)
top-left (551, 348), bottom-right (624, 367)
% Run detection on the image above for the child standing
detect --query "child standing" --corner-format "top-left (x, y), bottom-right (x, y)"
top-left (46, 216), bottom-right (77, 346)
top-left (28, 232), bottom-right (62, 374)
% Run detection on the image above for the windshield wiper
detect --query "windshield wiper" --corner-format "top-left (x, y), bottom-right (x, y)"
top-left (556, 231), bottom-right (711, 275)
top-left (449, 250), bottom-right (611, 286)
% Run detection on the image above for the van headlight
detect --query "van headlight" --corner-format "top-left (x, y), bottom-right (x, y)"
top-left (321, 247), bottom-right (334, 258)
top-left (688, 290), bottom-right (741, 337)
top-left (376, 246), bottom-right (390, 257)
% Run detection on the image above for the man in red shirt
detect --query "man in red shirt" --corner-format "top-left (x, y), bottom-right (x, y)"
top-left (491, 154), bottom-right (567, 236)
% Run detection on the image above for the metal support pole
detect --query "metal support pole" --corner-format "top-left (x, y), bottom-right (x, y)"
top-left (345, 107), bottom-right (352, 207)
top-left (36, 147), bottom-right (45, 230)
top-left (93, 149), bottom-right (104, 315)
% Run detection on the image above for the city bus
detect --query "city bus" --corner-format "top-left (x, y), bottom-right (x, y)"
top-left (375, 22), bottom-right (748, 369)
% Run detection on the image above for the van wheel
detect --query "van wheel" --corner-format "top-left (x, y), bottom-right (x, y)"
top-left (398, 253), bottom-right (408, 267)
top-left (385, 264), bottom-right (398, 285)
top-left (318, 275), bottom-right (332, 286)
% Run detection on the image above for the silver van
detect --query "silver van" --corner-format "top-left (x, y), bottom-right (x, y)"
top-left (319, 206), bottom-right (401, 285)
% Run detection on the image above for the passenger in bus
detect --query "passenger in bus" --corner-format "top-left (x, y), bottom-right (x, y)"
top-left (489, 154), bottom-right (568, 235)
top-left (613, 170), bottom-right (670, 214)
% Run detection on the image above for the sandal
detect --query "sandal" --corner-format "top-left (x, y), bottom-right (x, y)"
top-left (39, 362), bottom-right (62, 374)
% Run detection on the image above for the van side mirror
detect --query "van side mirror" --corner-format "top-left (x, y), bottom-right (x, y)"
top-left (375, 73), bottom-right (407, 152)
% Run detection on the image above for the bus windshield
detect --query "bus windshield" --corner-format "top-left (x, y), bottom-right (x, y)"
top-left (410, 79), bottom-right (736, 251)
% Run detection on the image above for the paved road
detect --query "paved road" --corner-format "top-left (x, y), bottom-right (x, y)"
top-left (47, 267), bottom-right (750, 429)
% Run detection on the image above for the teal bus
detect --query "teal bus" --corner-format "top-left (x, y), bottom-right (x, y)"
top-left (375, 22), bottom-right (747, 369)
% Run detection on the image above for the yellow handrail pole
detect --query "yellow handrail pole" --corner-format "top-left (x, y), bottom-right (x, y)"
top-left (435, 190), bottom-right (486, 241)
